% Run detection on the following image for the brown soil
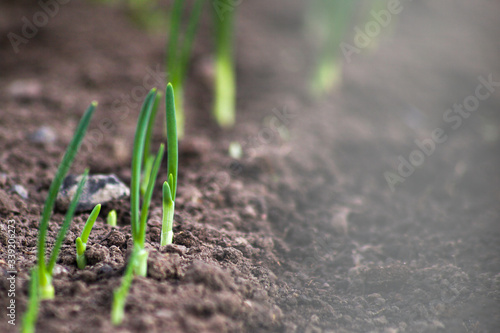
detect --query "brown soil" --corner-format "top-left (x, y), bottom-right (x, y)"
top-left (1, 0), bottom-right (500, 332)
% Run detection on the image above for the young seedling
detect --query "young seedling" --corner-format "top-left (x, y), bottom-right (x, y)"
top-left (306, 0), bottom-right (354, 96)
top-left (166, 0), bottom-right (204, 137)
top-left (141, 92), bottom-right (162, 198)
top-left (36, 102), bottom-right (97, 299)
top-left (21, 267), bottom-right (39, 333)
top-left (161, 83), bottom-right (178, 246)
top-left (112, 88), bottom-right (169, 324)
top-left (75, 204), bottom-right (101, 269)
top-left (212, 0), bottom-right (237, 128)
top-left (107, 209), bottom-right (117, 227)
top-left (130, 88), bottom-right (165, 276)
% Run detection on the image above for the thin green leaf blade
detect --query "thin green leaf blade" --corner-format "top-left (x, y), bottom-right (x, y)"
top-left (131, 89), bottom-right (158, 240)
top-left (143, 92), bottom-right (162, 167)
top-left (166, 83), bottom-right (178, 201)
top-left (37, 102), bottom-right (96, 282)
top-left (138, 144), bottom-right (165, 243)
top-left (47, 169), bottom-right (89, 274)
top-left (166, 0), bottom-right (183, 75)
top-left (178, 0), bottom-right (204, 81)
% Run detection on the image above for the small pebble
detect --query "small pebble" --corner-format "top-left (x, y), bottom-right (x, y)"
top-left (331, 208), bottom-right (350, 235)
top-left (7, 79), bottom-right (42, 99)
top-left (97, 264), bottom-right (113, 276)
top-left (373, 316), bottom-right (388, 325)
top-left (11, 185), bottom-right (28, 199)
top-left (241, 205), bottom-right (257, 219)
top-left (53, 265), bottom-right (69, 277)
top-left (229, 141), bottom-right (243, 159)
top-left (28, 126), bottom-right (57, 144)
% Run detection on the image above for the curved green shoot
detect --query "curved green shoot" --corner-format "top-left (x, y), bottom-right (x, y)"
top-left (75, 204), bottom-right (101, 269)
top-left (107, 209), bottom-right (117, 227)
top-left (139, 144), bottom-right (165, 242)
top-left (21, 267), bottom-right (39, 333)
top-left (161, 83), bottom-right (178, 246)
top-left (165, 83), bottom-right (178, 200)
top-left (212, 1), bottom-right (236, 127)
top-left (111, 248), bottom-right (138, 326)
top-left (37, 102), bottom-right (97, 299)
top-left (166, 0), bottom-right (204, 137)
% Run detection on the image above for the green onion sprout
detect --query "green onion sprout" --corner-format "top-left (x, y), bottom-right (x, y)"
top-left (112, 87), bottom-right (170, 324)
top-left (36, 102), bottom-right (97, 299)
top-left (161, 83), bottom-right (178, 246)
top-left (130, 88), bottom-right (165, 276)
top-left (75, 204), bottom-right (101, 269)
top-left (166, 0), bottom-right (204, 137)
top-left (212, 0), bottom-right (237, 127)
top-left (107, 209), bottom-right (117, 227)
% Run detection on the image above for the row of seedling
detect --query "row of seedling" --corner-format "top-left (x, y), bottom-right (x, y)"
top-left (90, 0), bottom-right (238, 136)
top-left (95, 0), bottom-right (382, 138)
top-left (22, 84), bottom-right (179, 332)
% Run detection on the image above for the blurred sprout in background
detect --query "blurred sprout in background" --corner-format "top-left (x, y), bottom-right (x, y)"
top-left (306, 0), bottom-right (396, 97)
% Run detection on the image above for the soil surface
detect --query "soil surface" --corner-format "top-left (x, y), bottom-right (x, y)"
top-left (1, 0), bottom-right (500, 332)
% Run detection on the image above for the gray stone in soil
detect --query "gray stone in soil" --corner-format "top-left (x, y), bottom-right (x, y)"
top-left (11, 184), bottom-right (28, 199)
top-left (28, 126), bottom-right (57, 144)
top-left (56, 174), bottom-right (130, 212)
top-left (7, 79), bottom-right (42, 99)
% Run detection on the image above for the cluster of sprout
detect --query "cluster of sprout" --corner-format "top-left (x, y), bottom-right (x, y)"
top-left (21, 84), bottom-right (179, 331)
